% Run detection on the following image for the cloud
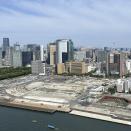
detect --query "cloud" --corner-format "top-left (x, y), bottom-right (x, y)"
top-left (0, 0), bottom-right (131, 47)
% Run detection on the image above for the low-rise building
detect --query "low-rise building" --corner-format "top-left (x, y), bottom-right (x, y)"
top-left (31, 61), bottom-right (45, 75)
top-left (117, 79), bottom-right (125, 93)
top-left (65, 61), bottom-right (87, 75)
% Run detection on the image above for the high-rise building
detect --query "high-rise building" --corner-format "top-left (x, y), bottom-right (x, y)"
top-left (33, 46), bottom-right (40, 61)
top-left (56, 39), bottom-right (74, 64)
top-left (0, 48), bottom-right (2, 67)
top-left (40, 45), bottom-right (48, 62)
top-left (106, 52), bottom-right (127, 77)
top-left (27, 44), bottom-right (40, 61)
top-left (4, 47), bottom-right (13, 66)
top-left (126, 59), bottom-right (131, 73)
top-left (3, 38), bottom-right (10, 52)
top-left (74, 51), bottom-right (86, 61)
top-left (67, 40), bottom-right (74, 61)
top-left (13, 44), bottom-right (22, 68)
top-left (48, 43), bottom-right (56, 65)
top-left (120, 53), bottom-right (127, 77)
top-left (40, 45), bottom-right (44, 62)
top-left (31, 60), bottom-right (45, 75)
top-left (96, 50), bottom-right (107, 63)
top-left (22, 51), bottom-right (33, 66)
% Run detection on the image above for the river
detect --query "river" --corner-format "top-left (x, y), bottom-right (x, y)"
top-left (0, 106), bottom-right (130, 131)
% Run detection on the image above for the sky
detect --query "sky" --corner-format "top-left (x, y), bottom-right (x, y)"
top-left (0, 0), bottom-right (131, 48)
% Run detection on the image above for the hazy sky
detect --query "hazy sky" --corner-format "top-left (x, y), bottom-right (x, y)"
top-left (0, 0), bottom-right (131, 47)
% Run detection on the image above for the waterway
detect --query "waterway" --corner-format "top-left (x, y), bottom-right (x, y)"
top-left (0, 106), bottom-right (130, 131)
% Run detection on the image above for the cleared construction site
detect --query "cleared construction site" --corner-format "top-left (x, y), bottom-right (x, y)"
top-left (0, 75), bottom-right (131, 125)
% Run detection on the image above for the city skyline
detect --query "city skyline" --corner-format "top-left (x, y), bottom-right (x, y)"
top-left (0, 0), bottom-right (131, 47)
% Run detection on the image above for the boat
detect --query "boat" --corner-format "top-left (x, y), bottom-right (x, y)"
top-left (32, 120), bottom-right (37, 123)
top-left (48, 124), bottom-right (55, 129)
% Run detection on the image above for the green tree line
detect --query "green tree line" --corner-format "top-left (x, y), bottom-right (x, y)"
top-left (0, 67), bottom-right (31, 80)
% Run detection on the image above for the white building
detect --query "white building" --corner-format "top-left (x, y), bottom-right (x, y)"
top-left (88, 65), bottom-right (96, 72)
top-left (126, 60), bottom-right (131, 73)
top-left (117, 79), bottom-right (125, 93)
top-left (116, 79), bottom-right (131, 93)
top-left (56, 39), bottom-right (68, 64)
top-left (126, 79), bottom-right (131, 93)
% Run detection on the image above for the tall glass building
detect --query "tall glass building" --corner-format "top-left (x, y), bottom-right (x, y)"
top-left (13, 44), bottom-right (22, 68)
top-left (3, 38), bottom-right (9, 51)
top-left (56, 39), bottom-right (74, 64)
top-left (67, 40), bottom-right (74, 61)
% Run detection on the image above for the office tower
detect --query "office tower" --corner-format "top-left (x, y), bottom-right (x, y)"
top-left (96, 50), bottom-right (107, 63)
top-left (0, 48), bottom-right (2, 67)
top-left (40, 45), bottom-right (44, 62)
top-left (33, 45), bottom-right (40, 61)
top-left (86, 49), bottom-right (94, 58)
top-left (56, 39), bottom-right (68, 64)
top-left (31, 60), bottom-right (45, 75)
top-left (4, 47), bottom-right (13, 66)
top-left (13, 44), bottom-right (22, 68)
top-left (40, 45), bottom-right (47, 62)
top-left (106, 52), bottom-right (127, 77)
top-left (67, 40), bottom-right (74, 61)
top-left (48, 43), bottom-right (56, 65)
top-left (120, 53), bottom-right (127, 77)
top-left (56, 39), bottom-right (74, 64)
top-left (126, 59), bottom-right (131, 73)
top-left (3, 38), bottom-right (10, 52)
top-left (74, 51), bottom-right (86, 61)
top-left (26, 44), bottom-right (40, 61)
top-left (22, 51), bottom-right (33, 66)
top-left (106, 53), bottom-right (120, 76)
top-left (43, 48), bottom-right (48, 62)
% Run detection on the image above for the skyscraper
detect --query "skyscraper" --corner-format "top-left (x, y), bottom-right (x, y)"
top-left (0, 48), bottom-right (2, 67)
top-left (48, 43), bottom-right (56, 65)
top-left (56, 39), bottom-right (74, 64)
top-left (67, 40), bottom-right (74, 61)
top-left (3, 38), bottom-right (9, 52)
top-left (22, 51), bottom-right (33, 66)
top-left (4, 47), bottom-right (13, 66)
top-left (13, 44), bottom-right (22, 68)
top-left (106, 52), bottom-right (127, 77)
top-left (27, 44), bottom-right (40, 61)
top-left (40, 45), bottom-right (44, 62)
